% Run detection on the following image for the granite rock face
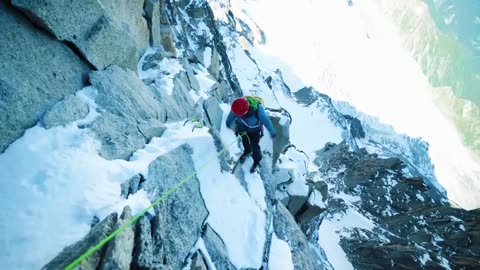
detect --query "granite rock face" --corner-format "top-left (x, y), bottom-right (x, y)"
top-left (144, 145), bottom-right (209, 269)
top-left (12, 0), bottom-right (140, 70)
top-left (41, 95), bottom-right (89, 129)
top-left (0, 1), bottom-right (90, 153)
top-left (42, 213), bottom-right (118, 270)
top-left (100, 207), bottom-right (135, 270)
top-left (274, 204), bottom-right (317, 270)
top-left (89, 66), bottom-right (166, 160)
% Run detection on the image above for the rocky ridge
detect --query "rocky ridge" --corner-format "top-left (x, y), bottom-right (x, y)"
top-left (1, 0), bottom-right (478, 269)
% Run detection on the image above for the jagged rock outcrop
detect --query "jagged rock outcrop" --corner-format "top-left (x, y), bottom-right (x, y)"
top-left (265, 70), bottom-right (292, 97)
top-left (41, 95), bottom-right (89, 129)
top-left (132, 215), bottom-right (155, 269)
top-left (42, 213), bottom-right (118, 270)
top-left (159, 0), bottom-right (177, 56)
top-left (203, 97), bottom-right (224, 131)
top-left (144, 0), bottom-right (162, 48)
top-left (274, 144), bottom-right (327, 226)
top-left (384, 207), bottom-right (480, 268)
top-left (120, 174), bottom-right (143, 199)
top-left (182, 58), bottom-right (201, 92)
top-left (12, 0), bottom-right (140, 70)
top-left (170, 73), bottom-right (197, 118)
top-left (90, 65), bottom-right (164, 121)
top-left (145, 69), bottom-right (197, 122)
top-left (294, 87), bottom-right (365, 144)
top-left (267, 108), bottom-right (292, 166)
top-left (202, 2), bottom-right (243, 96)
top-left (294, 87), bottom-right (319, 107)
top-left (314, 141), bottom-right (445, 215)
top-left (89, 65), bottom-right (166, 159)
top-left (296, 190), bottom-right (327, 226)
top-left (314, 141), bottom-right (480, 269)
top-left (144, 144), bottom-right (209, 269)
top-left (101, 207), bottom-right (135, 270)
top-left (190, 251), bottom-right (208, 270)
top-left (0, 1), bottom-right (90, 153)
top-left (274, 203), bottom-right (318, 270)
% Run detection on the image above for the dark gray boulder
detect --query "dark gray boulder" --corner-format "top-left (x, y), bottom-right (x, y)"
top-left (296, 190), bottom-right (327, 225)
top-left (41, 95), bottom-right (89, 129)
top-left (293, 87), bottom-right (318, 107)
top-left (0, 2), bottom-right (89, 153)
top-left (287, 193), bottom-right (309, 217)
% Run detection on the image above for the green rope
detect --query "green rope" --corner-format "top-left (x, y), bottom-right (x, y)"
top-left (64, 131), bottom-right (247, 270)
top-left (241, 131), bottom-right (251, 146)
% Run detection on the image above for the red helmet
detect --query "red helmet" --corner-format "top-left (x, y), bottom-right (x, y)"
top-left (231, 97), bottom-right (249, 116)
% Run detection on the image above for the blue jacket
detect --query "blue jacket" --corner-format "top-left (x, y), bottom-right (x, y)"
top-left (226, 104), bottom-right (276, 137)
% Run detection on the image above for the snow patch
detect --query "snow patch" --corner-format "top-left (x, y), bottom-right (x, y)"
top-left (318, 219), bottom-right (354, 270)
top-left (195, 72), bottom-right (217, 94)
top-left (308, 190), bottom-right (326, 208)
top-left (419, 253), bottom-right (431, 265)
top-left (75, 86), bottom-right (101, 126)
top-left (204, 46), bottom-right (212, 68)
top-left (0, 124), bottom-right (152, 269)
top-left (268, 233), bottom-right (294, 270)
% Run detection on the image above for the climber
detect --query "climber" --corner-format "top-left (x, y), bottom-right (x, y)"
top-left (226, 96), bottom-right (276, 173)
